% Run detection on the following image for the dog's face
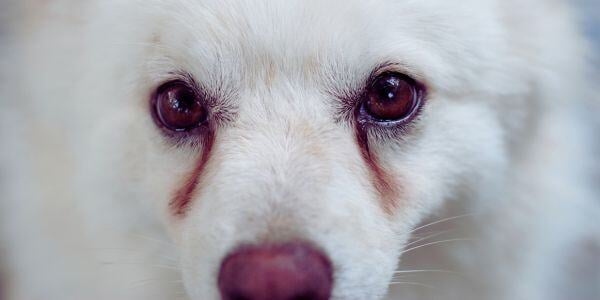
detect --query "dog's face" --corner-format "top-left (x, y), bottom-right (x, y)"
top-left (80, 0), bottom-right (528, 298)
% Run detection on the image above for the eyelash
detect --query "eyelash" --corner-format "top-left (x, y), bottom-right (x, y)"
top-left (357, 110), bottom-right (425, 143)
top-left (336, 71), bottom-right (427, 139)
top-left (150, 72), bottom-right (240, 148)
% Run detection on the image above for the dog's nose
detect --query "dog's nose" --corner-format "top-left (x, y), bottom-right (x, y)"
top-left (218, 242), bottom-right (333, 300)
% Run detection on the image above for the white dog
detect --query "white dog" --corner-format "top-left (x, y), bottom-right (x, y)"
top-left (1, 0), bottom-right (598, 299)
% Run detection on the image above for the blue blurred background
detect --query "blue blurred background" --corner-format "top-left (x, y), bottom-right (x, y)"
top-left (579, 0), bottom-right (600, 66)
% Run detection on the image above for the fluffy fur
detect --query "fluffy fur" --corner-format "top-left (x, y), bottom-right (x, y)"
top-left (1, 0), bottom-right (598, 299)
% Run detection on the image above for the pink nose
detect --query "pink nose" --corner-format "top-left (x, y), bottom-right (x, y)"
top-left (218, 242), bottom-right (333, 300)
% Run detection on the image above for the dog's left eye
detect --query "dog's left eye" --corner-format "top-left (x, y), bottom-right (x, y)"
top-left (152, 81), bottom-right (208, 132)
top-left (361, 72), bottom-right (424, 123)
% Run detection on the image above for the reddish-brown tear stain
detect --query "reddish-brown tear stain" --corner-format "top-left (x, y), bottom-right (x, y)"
top-left (170, 132), bottom-right (215, 217)
top-left (355, 128), bottom-right (401, 216)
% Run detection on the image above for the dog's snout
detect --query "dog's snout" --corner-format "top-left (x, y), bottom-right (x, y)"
top-left (218, 242), bottom-right (333, 300)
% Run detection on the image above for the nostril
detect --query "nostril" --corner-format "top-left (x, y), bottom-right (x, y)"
top-left (230, 294), bottom-right (251, 300)
top-left (292, 292), bottom-right (318, 300)
top-left (218, 242), bottom-right (333, 300)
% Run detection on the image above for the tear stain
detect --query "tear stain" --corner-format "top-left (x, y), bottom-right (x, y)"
top-left (355, 128), bottom-right (401, 216)
top-left (265, 60), bottom-right (277, 87)
top-left (170, 132), bottom-right (215, 217)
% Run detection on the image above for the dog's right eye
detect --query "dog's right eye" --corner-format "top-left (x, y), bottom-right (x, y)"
top-left (152, 81), bottom-right (208, 132)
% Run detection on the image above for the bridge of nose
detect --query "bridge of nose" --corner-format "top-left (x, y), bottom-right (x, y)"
top-left (215, 105), bottom-right (340, 197)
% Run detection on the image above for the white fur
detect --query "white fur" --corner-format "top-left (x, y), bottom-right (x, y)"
top-left (1, 0), bottom-right (598, 299)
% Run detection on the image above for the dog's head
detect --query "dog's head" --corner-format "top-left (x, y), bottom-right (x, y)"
top-left (75, 0), bottom-right (582, 299)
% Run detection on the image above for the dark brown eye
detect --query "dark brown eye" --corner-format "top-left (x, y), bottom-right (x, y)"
top-left (363, 73), bottom-right (423, 122)
top-left (153, 81), bottom-right (207, 131)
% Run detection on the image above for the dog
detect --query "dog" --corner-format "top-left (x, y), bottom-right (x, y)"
top-left (1, 0), bottom-right (598, 299)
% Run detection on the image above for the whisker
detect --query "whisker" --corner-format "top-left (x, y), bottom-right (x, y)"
top-left (401, 238), bottom-right (474, 255)
top-left (100, 261), bottom-right (180, 271)
top-left (409, 213), bottom-right (476, 234)
top-left (405, 230), bottom-right (454, 248)
top-left (409, 229), bottom-right (447, 239)
top-left (89, 247), bottom-right (180, 264)
top-left (129, 278), bottom-right (183, 289)
top-left (388, 281), bottom-right (436, 290)
top-left (393, 269), bottom-right (458, 275)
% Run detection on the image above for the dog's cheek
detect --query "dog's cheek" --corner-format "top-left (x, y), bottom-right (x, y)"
top-left (78, 109), bottom-right (152, 228)
top-left (383, 100), bottom-right (509, 220)
top-left (80, 106), bottom-right (190, 230)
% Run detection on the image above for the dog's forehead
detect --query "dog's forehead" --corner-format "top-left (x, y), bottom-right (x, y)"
top-left (154, 0), bottom-right (383, 50)
top-left (137, 0), bottom-right (505, 96)
top-left (144, 0), bottom-right (387, 83)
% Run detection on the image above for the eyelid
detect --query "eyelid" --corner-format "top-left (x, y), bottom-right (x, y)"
top-left (367, 62), bottom-right (427, 87)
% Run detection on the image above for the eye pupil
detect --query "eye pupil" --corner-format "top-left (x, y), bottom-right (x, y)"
top-left (364, 73), bottom-right (421, 122)
top-left (154, 82), bottom-right (207, 131)
top-left (169, 89), bottom-right (194, 111)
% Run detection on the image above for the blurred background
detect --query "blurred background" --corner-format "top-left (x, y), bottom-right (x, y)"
top-left (580, 0), bottom-right (600, 64)
top-left (0, 1), bottom-right (598, 300)
top-left (579, 0), bottom-right (600, 188)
